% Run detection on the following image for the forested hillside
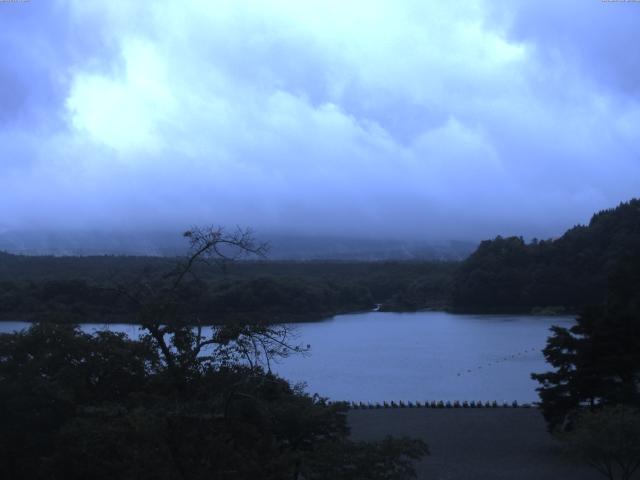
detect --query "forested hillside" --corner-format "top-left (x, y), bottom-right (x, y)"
top-left (452, 199), bottom-right (640, 312)
top-left (3, 199), bottom-right (639, 320)
top-left (0, 254), bottom-right (455, 323)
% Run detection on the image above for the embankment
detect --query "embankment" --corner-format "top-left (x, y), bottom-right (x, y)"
top-left (348, 408), bottom-right (601, 480)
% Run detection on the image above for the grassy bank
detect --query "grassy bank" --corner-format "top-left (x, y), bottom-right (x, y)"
top-left (348, 408), bottom-right (600, 480)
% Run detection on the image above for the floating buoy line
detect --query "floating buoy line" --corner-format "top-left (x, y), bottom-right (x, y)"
top-left (454, 347), bottom-right (542, 377)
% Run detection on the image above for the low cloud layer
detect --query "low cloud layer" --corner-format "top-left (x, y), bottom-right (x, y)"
top-left (1, 0), bottom-right (639, 241)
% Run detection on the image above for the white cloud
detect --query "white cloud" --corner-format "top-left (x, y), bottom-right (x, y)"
top-left (1, 0), bottom-right (639, 240)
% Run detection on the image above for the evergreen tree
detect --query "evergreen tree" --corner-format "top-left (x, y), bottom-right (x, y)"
top-left (454, 199), bottom-right (640, 312)
top-left (532, 255), bottom-right (640, 430)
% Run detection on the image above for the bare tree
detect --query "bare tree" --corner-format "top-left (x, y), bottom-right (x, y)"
top-left (111, 226), bottom-right (307, 376)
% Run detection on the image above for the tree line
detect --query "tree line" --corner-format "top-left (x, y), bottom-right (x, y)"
top-left (0, 227), bottom-right (428, 479)
top-left (0, 252), bottom-right (455, 323)
top-left (452, 199), bottom-right (640, 312)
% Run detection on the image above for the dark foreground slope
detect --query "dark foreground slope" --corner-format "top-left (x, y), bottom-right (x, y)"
top-left (349, 409), bottom-right (601, 480)
top-left (452, 199), bottom-right (640, 312)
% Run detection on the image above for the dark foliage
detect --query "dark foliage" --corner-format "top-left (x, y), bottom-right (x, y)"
top-left (559, 406), bottom-right (640, 480)
top-left (0, 227), bottom-right (428, 479)
top-left (532, 254), bottom-right (640, 431)
top-left (453, 199), bottom-right (640, 312)
top-left (0, 255), bottom-right (456, 323)
top-left (0, 324), bottom-right (429, 479)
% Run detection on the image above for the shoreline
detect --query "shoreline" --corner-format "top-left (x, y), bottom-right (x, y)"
top-left (0, 306), bottom-right (576, 325)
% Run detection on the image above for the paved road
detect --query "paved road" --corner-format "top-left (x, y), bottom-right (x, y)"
top-left (348, 409), bottom-right (606, 480)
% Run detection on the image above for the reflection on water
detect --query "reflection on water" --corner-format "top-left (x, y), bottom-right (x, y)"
top-left (0, 311), bottom-right (573, 402)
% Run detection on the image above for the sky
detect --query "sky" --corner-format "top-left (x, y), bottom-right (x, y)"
top-left (1, 0), bottom-right (639, 242)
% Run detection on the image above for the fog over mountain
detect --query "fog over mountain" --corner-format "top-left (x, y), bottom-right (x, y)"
top-left (1, 1), bottom-right (639, 244)
top-left (0, 230), bottom-right (475, 261)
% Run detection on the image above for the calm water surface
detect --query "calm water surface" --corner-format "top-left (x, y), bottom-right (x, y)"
top-left (0, 311), bottom-right (573, 402)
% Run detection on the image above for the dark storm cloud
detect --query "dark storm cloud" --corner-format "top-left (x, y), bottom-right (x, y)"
top-left (0, 1), bottom-right (117, 129)
top-left (495, 0), bottom-right (640, 96)
top-left (0, 1), bottom-right (638, 241)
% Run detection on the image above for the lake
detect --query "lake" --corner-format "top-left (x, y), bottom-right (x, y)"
top-left (0, 311), bottom-right (573, 403)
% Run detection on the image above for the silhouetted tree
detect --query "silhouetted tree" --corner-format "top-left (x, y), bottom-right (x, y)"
top-left (532, 255), bottom-right (640, 430)
top-left (453, 199), bottom-right (640, 312)
top-left (0, 227), bottom-right (428, 479)
top-left (559, 406), bottom-right (640, 480)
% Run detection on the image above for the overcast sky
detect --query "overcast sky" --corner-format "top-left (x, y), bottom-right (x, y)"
top-left (1, 0), bottom-right (639, 241)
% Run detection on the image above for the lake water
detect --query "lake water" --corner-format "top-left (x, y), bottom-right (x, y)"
top-left (0, 311), bottom-right (573, 403)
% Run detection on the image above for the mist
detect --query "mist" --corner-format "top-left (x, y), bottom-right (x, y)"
top-left (1, 0), bottom-right (639, 245)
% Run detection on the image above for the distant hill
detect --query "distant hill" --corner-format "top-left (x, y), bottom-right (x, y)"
top-left (452, 199), bottom-right (640, 312)
top-left (0, 231), bottom-right (475, 261)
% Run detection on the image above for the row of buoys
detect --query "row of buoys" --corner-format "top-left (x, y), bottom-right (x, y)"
top-left (456, 347), bottom-right (541, 377)
top-left (343, 400), bottom-right (532, 409)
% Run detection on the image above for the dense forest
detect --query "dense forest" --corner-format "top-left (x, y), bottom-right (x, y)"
top-left (1, 199), bottom-right (639, 322)
top-left (452, 199), bottom-right (640, 313)
top-left (0, 250), bottom-right (455, 323)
